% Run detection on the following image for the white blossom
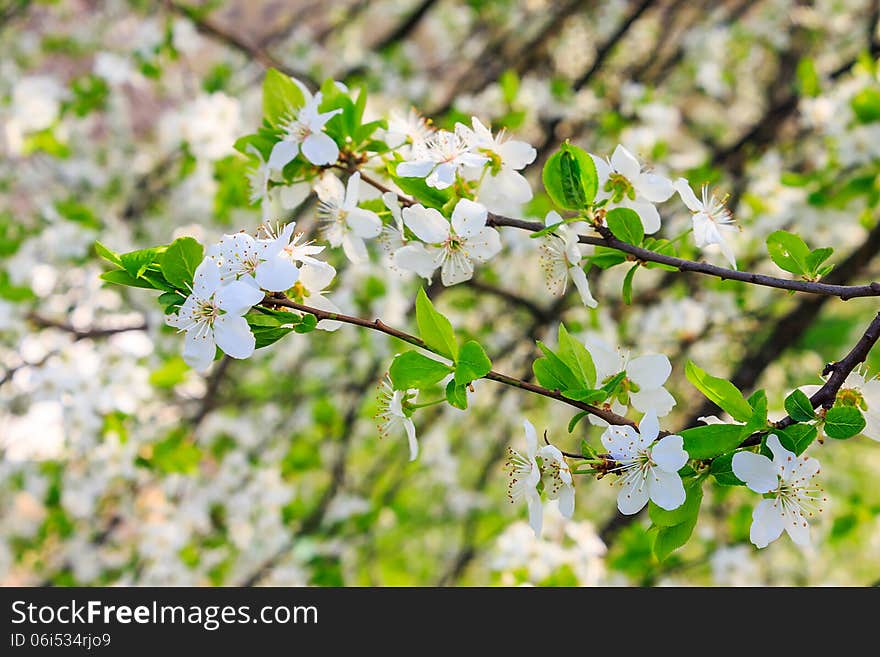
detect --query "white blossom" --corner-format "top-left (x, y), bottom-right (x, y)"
top-left (165, 258), bottom-right (263, 371)
top-left (315, 172), bottom-right (383, 263)
top-left (396, 124), bottom-right (489, 189)
top-left (504, 420), bottom-right (544, 536)
top-left (539, 210), bottom-right (597, 308)
top-left (467, 117), bottom-right (536, 213)
top-left (674, 178), bottom-right (738, 268)
top-left (375, 375), bottom-right (419, 461)
top-left (592, 144), bottom-right (673, 234)
top-left (268, 89), bottom-right (341, 168)
top-left (732, 435), bottom-right (825, 548)
top-left (601, 409), bottom-right (688, 515)
top-left (392, 199), bottom-right (501, 286)
top-left (208, 224), bottom-right (300, 293)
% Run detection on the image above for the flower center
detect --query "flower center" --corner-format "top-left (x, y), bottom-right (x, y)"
top-left (837, 387), bottom-right (867, 410)
top-left (606, 173), bottom-right (636, 203)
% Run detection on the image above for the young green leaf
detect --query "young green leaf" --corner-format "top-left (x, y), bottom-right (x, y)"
top-left (805, 247), bottom-right (833, 276)
top-left (568, 411), bottom-right (590, 434)
top-left (120, 247), bottom-right (163, 279)
top-left (710, 453), bottom-right (746, 486)
top-left (445, 380), bottom-right (468, 409)
top-left (824, 405), bottom-right (866, 439)
top-left (556, 324), bottom-right (596, 388)
top-left (94, 241), bottom-right (122, 267)
top-left (542, 142), bottom-right (597, 210)
top-left (262, 68), bottom-right (305, 128)
top-left (415, 288), bottom-right (458, 361)
top-left (605, 207), bottom-right (644, 246)
top-left (389, 351), bottom-right (452, 390)
top-left (653, 505), bottom-right (700, 562)
top-left (679, 424), bottom-right (747, 460)
top-left (766, 230), bottom-right (810, 275)
top-left (454, 340), bottom-right (492, 385)
top-left (588, 247), bottom-right (628, 269)
top-left (684, 361), bottom-right (753, 423)
top-left (784, 389), bottom-right (816, 422)
top-left (776, 423), bottom-right (818, 455)
top-left (536, 341), bottom-right (580, 390)
top-left (649, 479), bottom-right (703, 528)
top-left (161, 237), bottom-right (204, 291)
top-left (622, 263), bottom-right (638, 304)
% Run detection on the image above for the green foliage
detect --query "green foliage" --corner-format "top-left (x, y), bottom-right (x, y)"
top-left (766, 230), bottom-right (834, 279)
top-left (679, 424), bottom-right (746, 459)
top-left (622, 263), bottom-right (638, 304)
top-left (389, 351), bottom-right (452, 390)
top-left (445, 380), bottom-right (469, 409)
top-left (555, 324), bottom-right (596, 388)
top-left (137, 430), bottom-right (202, 475)
top-left (160, 237), bottom-right (204, 291)
top-left (710, 453), bottom-right (746, 486)
top-left (851, 87), bottom-right (880, 123)
top-left (785, 389), bottom-right (816, 422)
top-left (415, 288), bottom-right (458, 360)
top-left (651, 480), bottom-right (703, 561)
top-left (824, 405), bottom-right (866, 439)
top-left (542, 141), bottom-right (597, 210)
top-left (684, 361), bottom-right (753, 423)
top-left (262, 68), bottom-right (305, 128)
top-left (454, 341), bottom-right (492, 385)
top-left (776, 423), bottom-right (818, 455)
top-left (605, 207), bottom-right (644, 245)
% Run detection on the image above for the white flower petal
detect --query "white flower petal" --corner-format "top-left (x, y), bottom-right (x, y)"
top-left (451, 198), bottom-right (488, 238)
top-left (299, 261), bottom-right (335, 292)
top-left (617, 475), bottom-right (650, 515)
top-left (626, 199), bottom-right (662, 234)
top-left (523, 419), bottom-right (538, 457)
top-left (584, 336), bottom-right (623, 382)
top-left (611, 144), bottom-right (640, 180)
top-left (497, 139), bottom-right (537, 170)
top-left (464, 227), bottom-right (502, 262)
top-left (216, 278), bottom-right (263, 315)
top-left (732, 451), bottom-right (777, 494)
top-left (392, 243), bottom-right (440, 279)
top-left (405, 418), bottom-right (419, 461)
top-left (601, 424), bottom-right (640, 460)
top-left (255, 256), bottom-right (299, 292)
top-left (647, 467), bottom-right (686, 511)
top-left (306, 293), bottom-right (343, 332)
top-left (183, 329), bottom-right (216, 372)
top-left (558, 485), bottom-right (575, 518)
top-left (346, 207), bottom-right (383, 239)
top-left (267, 139), bottom-right (299, 170)
top-left (396, 160), bottom-right (434, 178)
top-left (527, 491), bottom-right (543, 537)
top-left (402, 205), bottom-right (449, 243)
top-left (440, 252), bottom-right (474, 285)
top-left (629, 386), bottom-right (677, 416)
top-left (626, 354), bottom-right (671, 390)
top-left (750, 498), bottom-right (785, 548)
top-left (213, 314), bottom-right (255, 359)
top-left (341, 233), bottom-right (368, 263)
top-left (635, 172), bottom-right (674, 203)
top-left (651, 434), bottom-right (688, 473)
top-left (639, 408), bottom-right (660, 443)
top-left (301, 131), bottom-right (339, 165)
top-left (569, 265), bottom-right (598, 308)
top-left (192, 257), bottom-right (221, 298)
top-left (673, 178), bottom-right (702, 212)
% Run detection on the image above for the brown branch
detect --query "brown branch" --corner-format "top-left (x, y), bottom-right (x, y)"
top-left (27, 313), bottom-right (147, 340)
top-left (262, 295), bottom-right (638, 430)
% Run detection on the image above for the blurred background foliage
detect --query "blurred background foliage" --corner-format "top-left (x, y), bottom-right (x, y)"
top-left (2, 0), bottom-right (880, 585)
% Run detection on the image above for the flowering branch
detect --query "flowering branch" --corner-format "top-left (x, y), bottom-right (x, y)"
top-left (261, 293), bottom-right (638, 429)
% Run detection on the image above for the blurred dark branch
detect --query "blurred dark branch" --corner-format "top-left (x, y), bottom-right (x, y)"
top-left (373, 0), bottom-right (439, 53)
top-left (191, 355), bottom-right (232, 428)
top-left (26, 312), bottom-right (147, 340)
top-left (164, 0), bottom-right (319, 91)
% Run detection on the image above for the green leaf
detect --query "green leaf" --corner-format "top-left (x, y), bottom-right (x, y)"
top-left (653, 506), bottom-right (700, 562)
top-left (766, 230), bottom-right (811, 275)
top-left (454, 340), bottom-right (492, 385)
top-left (606, 207), bottom-right (644, 246)
top-left (776, 423), bottom-right (818, 455)
top-left (94, 241), bottom-right (122, 267)
top-left (796, 57), bottom-right (821, 97)
top-left (293, 313), bottom-right (318, 333)
top-left (533, 358), bottom-right (569, 391)
top-left (742, 389), bottom-right (769, 436)
top-left (542, 142), bottom-right (597, 210)
top-left (389, 172), bottom-right (452, 210)
top-left (445, 380), bottom-right (468, 409)
top-left (246, 313), bottom-right (296, 348)
top-left (805, 247), bottom-right (833, 275)
top-left (710, 453), bottom-right (746, 486)
top-left (679, 424), bottom-right (747, 460)
top-left (561, 388), bottom-right (606, 403)
top-left (262, 68), bottom-right (305, 128)
top-left (589, 246), bottom-right (628, 269)
top-left (784, 389), bottom-right (816, 422)
top-left (568, 411), bottom-right (590, 433)
top-left (649, 479), bottom-right (703, 527)
top-left (622, 263), bottom-right (638, 304)
top-left (556, 324), bottom-right (595, 388)
top-left (100, 268), bottom-right (164, 290)
top-left (535, 341), bottom-right (580, 390)
top-left (824, 405), bottom-right (866, 439)
top-left (389, 351), bottom-right (452, 390)
top-left (120, 247), bottom-right (162, 279)
top-left (161, 237), bottom-right (204, 291)
top-left (415, 288), bottom-right (458, 361)
top-left (684, 361), bottom-right (753, 423)
top-left (851, 87), bottom-right (880, 124)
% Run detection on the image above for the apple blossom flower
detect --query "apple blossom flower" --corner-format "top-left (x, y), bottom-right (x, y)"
top-left (384, 108), bottom-right (434, 155)
top-left (732, 435), bottom-right (825, 548)
top-left (396, 124), bottom-right (489, 189)
top-left (539, 210), bottom-right (597, 308)
top-left (315, 172), bottom-right (383, 263)
top-left (584, 336), bottom-right (676, 423)
top-left (673, 178), bottom-right (738, 268)
top-left (467, 117), bottom-right (536, 213)
top-left (245, 146), bottom-right (310, 221)
top-left (268, 90), bottom-right (342, 168)
top-left (504, 420), bottom-right (544, 536)
top-left (601, 409), bottom-right (688, 515)
top-left (592, 144), bottom-right (673, 234)
top-left (801, 368), bottom-right (880, 441)
top-left (208, 224), bottom-right (300, 293)
top-left (378, 191), bottom-right (407, 253)
top-left (165, 258), bottom-right (262, 371)
top-left (537, 443), bottom-right (575, 521)
top-left (391, 199), bottom-right (501, 286)
top-left (295, 262), bottom-right (342, 332)
top-left (375, 375), bottom-right (419, 461)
